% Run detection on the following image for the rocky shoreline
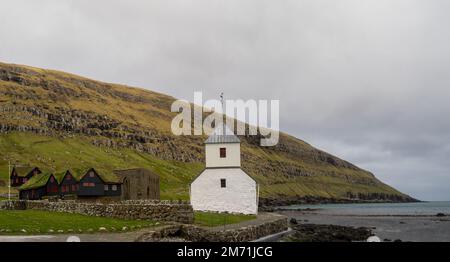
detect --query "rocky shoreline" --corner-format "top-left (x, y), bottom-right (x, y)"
top-left (277, 203), bottom-right (450, 242)
top-left (281, 219), bottom-right (373, 242)
top-left (259, 195), bottom-right (420, 211)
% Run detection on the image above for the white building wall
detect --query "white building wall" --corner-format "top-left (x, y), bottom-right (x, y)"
top-left (205, 143), bottom-right (241, 168)
top-left (190, 168), bottom-right (258, 215)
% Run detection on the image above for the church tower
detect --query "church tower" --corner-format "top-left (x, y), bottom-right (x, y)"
top-left (190, 94), bottom-right (258, 214)
top-left (204, 125), bottom-right (241, 168)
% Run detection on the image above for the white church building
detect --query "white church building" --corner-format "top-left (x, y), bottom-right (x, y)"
top-left (190, 126), bottom-right (259, 215)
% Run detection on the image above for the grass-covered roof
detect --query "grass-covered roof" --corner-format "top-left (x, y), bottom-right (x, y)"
top-left (13, 166), bottom-right (38, 177)
top-left (76, 168), bottom-right (121, 184)
top-left (19, 168), bottom-right (121, 191)
top-left (19, 173), bottom-right (52, 190)
top-left (53, 170), bottom-right (70, 184)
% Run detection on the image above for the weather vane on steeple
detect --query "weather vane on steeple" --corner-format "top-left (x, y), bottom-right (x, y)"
top-left (220, 92), bottom-right (224, 109)
top-left (220, 92), bottom-right (225, 135)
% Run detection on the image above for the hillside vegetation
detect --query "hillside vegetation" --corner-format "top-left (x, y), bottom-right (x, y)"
top-left (0, 62), bottom-right (414, 203)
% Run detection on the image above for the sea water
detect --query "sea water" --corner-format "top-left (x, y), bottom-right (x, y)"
top-left (284, 201), bottom-right (450, 216)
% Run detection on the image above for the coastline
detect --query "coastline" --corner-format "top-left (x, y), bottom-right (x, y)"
top-left (259, 195), bottom-right (420, 212)
top-left (275, 202), bottom-right (450, 242)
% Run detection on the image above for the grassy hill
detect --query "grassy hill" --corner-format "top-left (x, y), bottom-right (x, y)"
top-left (0, 62), bottom-right (415, 203)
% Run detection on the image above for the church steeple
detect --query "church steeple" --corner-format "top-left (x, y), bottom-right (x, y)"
top-left (204, 93), bottom-right (241, 168)
top-left (204, 92), bottom-right (240, 144)
top-left (190, 92), bottom-right (258, 215)
top-left (220, 92), bottom-right (225, 136)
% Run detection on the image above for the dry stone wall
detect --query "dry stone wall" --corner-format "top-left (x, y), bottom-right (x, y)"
top-left (137, 216), bottom-right (288, 242)
top-left (0, 200), bottom-right (193, 224)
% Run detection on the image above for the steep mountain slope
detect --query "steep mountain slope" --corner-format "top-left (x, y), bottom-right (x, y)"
top-left (0, 62), bottom-right (415, 203)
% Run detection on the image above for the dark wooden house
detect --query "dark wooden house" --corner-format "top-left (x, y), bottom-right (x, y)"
top-left (45, 174), bottom-right (59, 197)
top-left (58, 170), bottom-right (79, 197)
top-left (114, 168), bottom-right (160, 200)
top-left (10, 166), bottom-right (41, 187)
top-left (19, 173), bottom-right (54, 200)
top-left (19, 168), bottom-right (122, 201)
top-left (77, 168), bottom-right (122, 199)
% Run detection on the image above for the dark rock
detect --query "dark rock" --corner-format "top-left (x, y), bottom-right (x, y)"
top-left (393, 239), bottom-right (402, 242)
top-left (290, 218), bottom-right (298, 224)
top-left (259, 194), bottom-right (419, 207)
top-left (285, 224), bottom-right (372, 242)
top-left (436, 213), bottom-right (446, 217)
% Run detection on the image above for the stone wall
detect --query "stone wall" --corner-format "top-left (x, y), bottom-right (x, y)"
top-left (0, 200), bottom-right (26, 210)
top-left (137, 216), bottom-right (288, 242)
top-left (0, 200), bottom-right (193, 224)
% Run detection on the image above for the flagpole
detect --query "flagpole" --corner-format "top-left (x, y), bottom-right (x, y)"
top-left (8, 160), bottom-right (11, 200)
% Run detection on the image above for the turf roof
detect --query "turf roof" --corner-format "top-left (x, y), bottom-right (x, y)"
top-left (72, 168), bottom-right (121, 184)
top-left (12, 166), bottom-right (38, 177)
top-left (18, 168), bottom-right (121, 191)
top-left (91, 168), bottom-right (121, 184)
top-left (19, 173), bottom-right (52, 190)
top-left (53, 170), bottom-right (70, 183)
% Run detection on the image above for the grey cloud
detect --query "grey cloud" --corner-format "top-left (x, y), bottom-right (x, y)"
top-left (0, 0), bottom-right (449, 200)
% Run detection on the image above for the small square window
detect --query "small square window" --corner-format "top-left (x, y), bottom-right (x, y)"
top-left (104, 185), bottom-right (109, 191)
top-left (220, 147), bottom-right (226, 158)
top-left (220, 179), bottom-right (226, 188)
top-left (112, 185), bottom-right (117, 191)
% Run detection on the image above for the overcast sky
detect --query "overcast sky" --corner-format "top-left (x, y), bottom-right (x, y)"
top-left (1, 0), bottom-right (449, 200)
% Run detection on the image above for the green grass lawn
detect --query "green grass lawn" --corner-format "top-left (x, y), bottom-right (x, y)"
top-left (194, 211), bottom-right (256, 227)
top-left (0, 210), bottom-right (159, 234)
